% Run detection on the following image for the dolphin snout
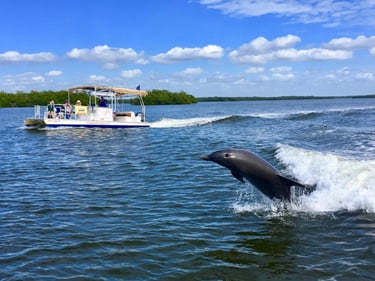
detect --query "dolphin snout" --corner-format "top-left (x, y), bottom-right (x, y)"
top-left (200, 154), bottom-right (211, 161)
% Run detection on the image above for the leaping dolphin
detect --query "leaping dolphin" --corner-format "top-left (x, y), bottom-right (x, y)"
top-left (201, 149), bottom-right (309, 201)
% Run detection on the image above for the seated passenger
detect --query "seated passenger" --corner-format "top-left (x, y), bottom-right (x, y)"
top-left (74, 100), bottom-right (88, 116)
top-left (99, 96), bottom-right (107, 107)
top-left (62, 100), bottom-right (72, 119)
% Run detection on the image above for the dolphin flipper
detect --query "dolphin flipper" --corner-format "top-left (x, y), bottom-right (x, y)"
top-left (231, 171), bottom-right (245, 183)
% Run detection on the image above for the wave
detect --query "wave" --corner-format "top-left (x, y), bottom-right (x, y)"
top-left (148, 112), bottom-right (314, 128)
top-left (251, 106), bottom-right (375, 121)
top-left (232, 144), bottom-right (375, 214)
top-left (251, 110), bottom-right (320, 120)
top-left (151, 106), bottom-right (375, 128)
top-left (285, 111), bottom-right (324, 121)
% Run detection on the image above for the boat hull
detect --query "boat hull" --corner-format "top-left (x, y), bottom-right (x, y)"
top-left (44, 119), bottom-right (150, 128)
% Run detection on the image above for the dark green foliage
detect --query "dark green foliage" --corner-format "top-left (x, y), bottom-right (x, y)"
top-left (197, 96), bottom-right (333, 102)
top-left (130, 89), bottom-right (197, 105)
top-left (0, 90), bottom-right (93, 108)
top-left (0, 89), bottom-right (197, 108)
top-left (197, 95), bottom-right (375, 102)
top-left (1, 89), bottom-right (373, 108)
top-left (351, 94), bottom-right (375, 99)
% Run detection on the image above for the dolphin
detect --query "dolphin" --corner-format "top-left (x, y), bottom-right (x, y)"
top-left (201, 148), bottom-right (308, 201)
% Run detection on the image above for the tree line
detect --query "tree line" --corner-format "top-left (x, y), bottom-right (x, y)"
top-left (0, 90), bottom-right (88, 108)
top-left (2, 89), bottom-right (371, 108)
top-left (0, 89), bottom-right (198, 108)
top-left (197, 95), bottom-right (375, 102)
top-left (130, 89), bottom-right (197, 105)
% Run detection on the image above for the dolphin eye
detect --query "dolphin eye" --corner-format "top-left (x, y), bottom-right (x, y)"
top-left (224, 153), bottom-right (230, 158)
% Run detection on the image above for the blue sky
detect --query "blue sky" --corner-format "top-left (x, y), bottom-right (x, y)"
top-left (1, 0), bottom-right (375, 97)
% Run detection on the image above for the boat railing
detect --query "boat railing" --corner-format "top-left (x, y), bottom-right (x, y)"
top-left (42, 103), bottom-right (146, 123)
top-left (139, 96), bottom-right (146, 122)
top-left (34, 105), bottom-right (41, 119)
top-left (41, 104), bottom-right (88, 120)
top-left (45, 105), bottom-right (89, 120)
top-left (42, 105), bottom-right (118, 121)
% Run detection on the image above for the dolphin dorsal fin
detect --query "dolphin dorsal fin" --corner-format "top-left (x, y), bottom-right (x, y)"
top-left (277, 175), bottom-right (305, 188)
top-left (231, 171), bottom-right (245, 183)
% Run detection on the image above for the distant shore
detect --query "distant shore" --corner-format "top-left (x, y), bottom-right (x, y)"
top-left (1, 90), bottom-right (374, 108)
top-left (197, 94), bottom-right (375, 102)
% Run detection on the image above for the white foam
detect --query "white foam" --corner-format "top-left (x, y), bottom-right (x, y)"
top-left (230, 144), bottom-right (375, 215)
top-left (150, 104), bottom-right (375, 128)
top-left (249, 105), bottom-right (375, 120)
top-left (276, 144), bottom-right (375, 213)
top-left (150, 116), bottom-right (230, 128)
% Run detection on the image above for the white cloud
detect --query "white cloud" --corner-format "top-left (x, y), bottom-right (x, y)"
top-left (1, 72), bottom-right (48, 92)
top-left (355, 72), bottom-right (375, 80)
top-left (45, 70), bottom-right (62, 76)
top-left (152, 44), bottom-right (224, 63)
top-left (272, 73), bottom-right (295, 81)
top-left (231, 47), bottom-right (352, 64)
top-left (89, 74), bottom-right (106, 82)
top-left (103, 63), bottom-right (120, 70)
top-left (233, 35), bottom-right (301, 55)
top-left (200, 0), bottom-right (310, 17)
top-left (260, 75), bottom-right (270, 81)
top-left (325, 74), bottom-right (336, 80)
top-left (66, 45), bottom-right (147, 64)
top-left (199, 0), bottom-right (375, 27)
top-left (268, 65), bottom-right (295, 81)
top-left (324, 35), bottom-right (375, 50)
top-left (0, 51), bottom-right (56, 64)
top-left (270, 66), bottom-right (292, 73)
top-left (229, 35), bottom-right (352, 64)
top-left (179, 67), bottom-right (203, 76)
top-left (32, 75), bottom-right (45, 82)
top-left (337, 67), bottom-right (350, 75)
top-left (245, 66), bottom-right (264, 74)
top-left (121, 69), bottom-right (142, 78)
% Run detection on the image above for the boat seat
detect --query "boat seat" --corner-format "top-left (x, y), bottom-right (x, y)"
top-left (115, 112), bottom-right (133, 117)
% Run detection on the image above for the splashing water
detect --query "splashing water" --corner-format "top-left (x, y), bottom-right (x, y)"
top-left (277, 144), bottom-right (375, 213)
top-left (230, 144), bottom-right (375, 214)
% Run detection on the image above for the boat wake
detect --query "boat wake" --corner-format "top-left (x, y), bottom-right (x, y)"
top-left (148, 111), bottom-right (318, 128)
top-left (150, 116), bottom-right (231, 128)
top-left (232, 144), bottom-right (375, 215)
top-left (150, 105), bottom-right (375, 128)
top-left (248, 105), bottom-right (375, 120)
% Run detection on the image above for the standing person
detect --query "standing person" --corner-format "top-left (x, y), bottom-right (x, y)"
top-left (99, 96), bottom-right (107, 107)
top-left (47, 101), bottom-right (55, 118)
top-left (63, 100), bottom-right (72, 119)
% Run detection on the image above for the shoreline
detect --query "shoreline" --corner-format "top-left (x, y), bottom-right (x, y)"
top-left (197, 94), bottom-right (375, 102)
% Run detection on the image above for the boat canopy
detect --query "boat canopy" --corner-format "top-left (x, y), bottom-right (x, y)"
top-left (68, 85), bottom-right (148, 97)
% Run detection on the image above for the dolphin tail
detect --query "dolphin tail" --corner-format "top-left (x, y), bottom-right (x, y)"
top-left (278, 175), bottom-right (315, 194)
top-left (278, 175), bottom-right (305, 188)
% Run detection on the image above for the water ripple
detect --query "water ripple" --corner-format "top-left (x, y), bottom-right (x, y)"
top-left (2, 103), bottom-right (375, 280)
